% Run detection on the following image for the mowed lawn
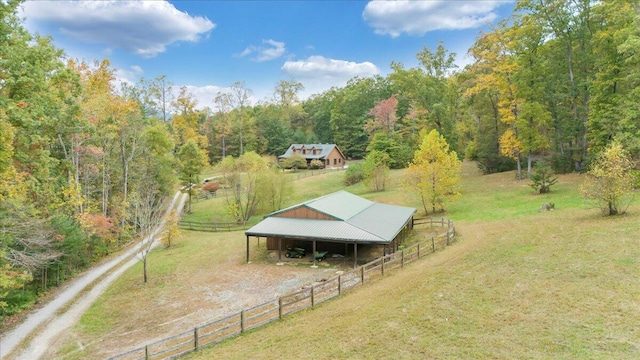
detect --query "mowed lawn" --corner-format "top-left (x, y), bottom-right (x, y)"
top-left (54, 162), bottom-right (640, 359)
top-left (184, 163), bottom-right (640, 359)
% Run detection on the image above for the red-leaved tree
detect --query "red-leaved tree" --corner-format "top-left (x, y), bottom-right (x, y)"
top-left (365, 95), bottom-right (398, 137)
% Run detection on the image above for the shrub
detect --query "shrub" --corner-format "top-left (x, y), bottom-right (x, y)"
top-left (530, 161), bottom-right (558, 194)
top-left (363, 150), bottom-right (390, 192)
top-left (632, 170), bottom-right (640, 189)
top-left (202, 181), bottom-right (220, 193)
top-left (344, 162), bottom-right (365, 186)
top-left (580, 142), bottom-right (635, 215)
top-left (308, 159), bottom-right (324, 169)
top-left (465, 141), bottom-right (478, 160)
top-left (281, 155), bottom-right (307, 171)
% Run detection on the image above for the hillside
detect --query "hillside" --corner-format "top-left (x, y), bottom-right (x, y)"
top-left (51, 162), bottom-right (640, 359)
top-left (184, 163), bottom-right (640, 359)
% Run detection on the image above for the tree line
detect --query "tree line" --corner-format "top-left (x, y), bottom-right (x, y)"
top-left (1, 0), bottom-right (638, 321)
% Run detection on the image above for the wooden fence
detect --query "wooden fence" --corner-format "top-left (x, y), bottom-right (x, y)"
top-left (291, 166), bottom-right (346, 180)
top-left (108, 217), bottom-right (455, 360)
top-left (178, 220), bottom-right (245, 233)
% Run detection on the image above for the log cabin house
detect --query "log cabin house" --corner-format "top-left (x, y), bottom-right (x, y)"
top-left (278, 144), bottom-right (346, 168)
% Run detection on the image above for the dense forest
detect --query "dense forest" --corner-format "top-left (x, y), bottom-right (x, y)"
top-left (1, 0), bottom-right (639, 320)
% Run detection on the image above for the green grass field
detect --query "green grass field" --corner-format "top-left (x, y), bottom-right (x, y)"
top-left (57, 162), bottom-right (640, 359)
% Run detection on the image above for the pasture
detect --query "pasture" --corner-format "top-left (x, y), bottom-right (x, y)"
top-left (50, 162), bottom-right (640, 359)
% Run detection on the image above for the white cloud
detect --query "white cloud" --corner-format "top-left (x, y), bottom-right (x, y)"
top-left (114, 65), bottom-right (144, 87)
top-left (237, 39), bottom-right (286, 62)
top-left (363, 0), bottom-right (507, 37)
top-left (282, 56), bottom-right (380, 97)
top-left (21, 0), bottom-right (215, 57)
top-left (182, 84), bottom-right (227, 110)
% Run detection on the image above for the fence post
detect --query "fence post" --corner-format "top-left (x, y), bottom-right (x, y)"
top-left (417, 243), bottom-right (421, 258)
top-left (432, 237), bottom-right (435, 252)
top-left (145, 345), bottom-right (149, 360)
top-left (361, 266), bottom-right (365, 284)
top-left (401, 250), bottom-right (405, 268)
top-left (194, 327), bottom-right (199, 350)
top-left (381, 257), bottom-right (385, 276)
top-left (447, 230), bottom-right (450, 245)
top-left (278, 297), bottom-right (283, 319)
top-left (338, 275), bottom-right (342, 295)
top-left (240, 310), bottom-right (245, 333)
top-left (311, 286), bottom-right (315, 307)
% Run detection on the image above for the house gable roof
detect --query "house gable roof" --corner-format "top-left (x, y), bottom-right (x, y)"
top-left (279, 144), bottom-right (345, 160)
top-left (245, 191), bottom-right (416, 244)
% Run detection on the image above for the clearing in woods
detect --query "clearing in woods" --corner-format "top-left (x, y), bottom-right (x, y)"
top-left (39, 163), bottom-right (640, 359)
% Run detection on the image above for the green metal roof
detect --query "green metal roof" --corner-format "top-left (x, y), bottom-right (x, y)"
top-left (268, 190), bottom-right (374, 221)
top-left (245, 191), bottom-right (416, 244)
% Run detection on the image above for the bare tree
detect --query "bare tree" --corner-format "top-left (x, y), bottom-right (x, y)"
top-left (229, 81), bottom-right (253, 155)
top-left (154, 75), bottom-right (175, 122)
top-left (213, 91), bottom-right (232, 158)
top-left (131, 186), bottom-right (166, 283)
top-left (1, 205), bottom-right (62, 290)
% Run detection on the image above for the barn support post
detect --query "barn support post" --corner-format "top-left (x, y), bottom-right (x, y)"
top-left (246, 236), bottom-right (250, 263)
top-left (312, 240), bottom-right (317, 267)
top-left (353, 243), bottom-right (358, 269)
top-left (278, 237), bottom-right (282, 263)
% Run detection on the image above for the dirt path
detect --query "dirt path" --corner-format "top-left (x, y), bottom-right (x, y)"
top-left (0, 191), bottom-right (187, 360)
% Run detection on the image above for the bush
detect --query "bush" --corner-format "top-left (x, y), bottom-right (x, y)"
top-left (308, 159), bottom-right (324, 169)
top-left (202, 181), bottom-right (220, 193)
top-left (529, 161), bottom-right (558, 194)
top-left (465, 141), bottom-right (478, 161)
top-left (632, 169), bottom-right (640, 189)
top-left (344, 162), bottom-right (365, 186)
top-left (476, 154), bottom-right (516, 175)
top-left (2, 289), bottom-right (37, 318)
top-left (281, 155), bottom-right (307, 171)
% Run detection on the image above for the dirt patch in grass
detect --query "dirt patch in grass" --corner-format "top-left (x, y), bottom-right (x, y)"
top-left (45, 232), bottom-right (348, 359)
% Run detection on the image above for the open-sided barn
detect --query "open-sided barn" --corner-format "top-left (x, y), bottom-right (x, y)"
top-left (245, 191), bottom-right (416, 267)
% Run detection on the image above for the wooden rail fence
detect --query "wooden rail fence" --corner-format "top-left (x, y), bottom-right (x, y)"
top-left (108, 217), bottom-right (455, 360)
top-left (178, 221), bottom-right (245, 233)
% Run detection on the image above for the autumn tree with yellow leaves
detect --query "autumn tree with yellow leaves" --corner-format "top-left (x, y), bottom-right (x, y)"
top-left (580, 142), bottom-right (636, 216)
top-left (403, 129), bottom-right (462, 214)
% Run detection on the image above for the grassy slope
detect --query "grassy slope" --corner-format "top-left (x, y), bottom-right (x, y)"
top-left (184, 163), bottom-right (640, 359)
top-left (57, 163), bottom-right (640, 359)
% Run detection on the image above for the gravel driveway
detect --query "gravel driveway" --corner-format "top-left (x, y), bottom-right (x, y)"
top-left (1, 192), bottom-right (188, 360)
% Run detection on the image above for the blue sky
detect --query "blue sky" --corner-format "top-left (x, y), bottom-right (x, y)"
top-left (19, 0), bottom-right (515, 109)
